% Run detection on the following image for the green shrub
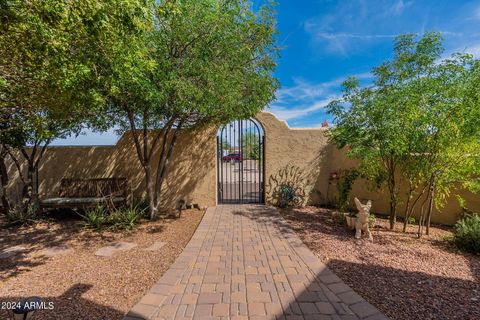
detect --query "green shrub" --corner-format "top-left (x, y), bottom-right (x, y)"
top-left (80, 205), bottom-right (109, 230)
top-left (110, 204), bottom-right (145, 230)
top-left (368, 213), bottom-right (376, 228)
top-left (81, 202), bottom-right (146, 231)
top-left (454, 213), bottom-right (480, 254)
top-left (5, 204), bottom-right (37, 226)
top-left (336, 169), bottom-right (359, 212)
top-left (278, 184), bottom-right (296, 208)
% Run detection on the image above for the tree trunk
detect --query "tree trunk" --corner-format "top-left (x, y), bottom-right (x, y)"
top-left (23, 161), bottom-right (36, 206)
top-left (417, 190), bottom-right (430, 238)
top-left (425, 175), bottom-right (436, 236)
top-left (403, 182), bottom-right (429, 232)
top-left (20, 146), bottom-right (46, 209)
top-left (0, 150), bottom-right (10, 212)
top-left (402, 184), bottom-right (413, 232)
top-left (152, 120), bottom-right (183, 219)
top-left (143, 165), bottom-right (158, 220)
top-left (388, 172), bottom-right (397, 230)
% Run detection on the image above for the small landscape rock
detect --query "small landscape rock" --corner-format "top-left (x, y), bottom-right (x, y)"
top-left (145, 241), bottom-right (166, 251)
top-left (41, 244), bottom-right (73, 257)
top-left (0, 245), bottom-right (26, 259)
top-left (95, 241), bottom-right (138, 257)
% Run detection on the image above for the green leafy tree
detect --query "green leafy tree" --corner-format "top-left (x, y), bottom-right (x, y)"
top-left (328, 73), bottom-right (410, 230)
top-left (0, 0), bottom-right (107, 207)
top-left (399, 52), bottom-right (480, 235)
top-left (328, 32), bottom-right (480, 232)
top-left (242, 132), bottom-right (260, 160)
top-left (101, 0), bottom-right (278, 219)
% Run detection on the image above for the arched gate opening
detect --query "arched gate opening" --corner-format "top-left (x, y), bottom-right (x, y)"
top-left (217, 119), bottom-right (264, 204)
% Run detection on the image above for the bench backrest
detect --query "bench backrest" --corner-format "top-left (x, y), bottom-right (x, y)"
top-left (58, 178), bottom-right (128, 198)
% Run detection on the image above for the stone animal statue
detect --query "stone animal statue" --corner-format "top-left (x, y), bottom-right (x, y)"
top-left (354, 197), bottom-right (373, 241)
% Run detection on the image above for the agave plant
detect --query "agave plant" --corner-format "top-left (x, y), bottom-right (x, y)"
top-left (278, 184), bottom-right (296, 208)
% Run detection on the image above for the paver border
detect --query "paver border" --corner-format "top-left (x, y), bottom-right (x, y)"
top-left (124, 205), bottom-right (388, 320)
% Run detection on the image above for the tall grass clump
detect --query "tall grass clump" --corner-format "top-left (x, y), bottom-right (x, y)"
top-left (454, 213), bottom-right (480, 254)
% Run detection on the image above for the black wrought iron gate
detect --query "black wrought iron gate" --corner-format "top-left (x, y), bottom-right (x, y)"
top-left (217, 119), bottom-right (264, 204)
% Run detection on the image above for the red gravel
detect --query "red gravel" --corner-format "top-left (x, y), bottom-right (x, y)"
top-left (280, 206), bottom-right (480, 320)
top-left (0, 209), bottom-right (204, 320)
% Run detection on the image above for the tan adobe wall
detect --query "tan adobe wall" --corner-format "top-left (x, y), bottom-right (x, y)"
top-left (255, 112), bottom-right (331, 206)
top-left (256, 112), bottom-right (480, 225)
top-left (6, 126), bottom-right (217, 210)
top-left (5, 111), bottom-right (479, 224)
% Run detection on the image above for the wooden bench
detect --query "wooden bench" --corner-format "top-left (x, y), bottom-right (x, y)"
top-left (40, 178), bottom-right (128, 209)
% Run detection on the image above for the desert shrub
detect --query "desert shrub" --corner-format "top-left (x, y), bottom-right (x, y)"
top-left (278, 184), bottom-right (296, 208)
top-left (110, 203), bottom-right (146, 230)
top-left (5, 204), bottom-right (37, 226)
top-left (336, 169), bottom-right (360, 212)
top-left (454, 213), bottom-right (480, 254)
top-left (80, 205), bottom-right (109, 230)
top-left (81, 201), bottom-right (146, 231)
top-left (369, 213), bottom-right (376, 228)
top-left (131, 197), bottom-right (150, 213)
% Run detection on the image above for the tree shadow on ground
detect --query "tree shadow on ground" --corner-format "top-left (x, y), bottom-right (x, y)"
top-left (277, 206), bottom-right (404, 247)
top-left (327, 259), bottom-right (480, 320)
top-left (232, 205), bottom-right (479, 320)
top-left (231, 205), bottom-right (385, 319)
top-left (0, 211), bottom-right (114, 281)
top-left (0, 283), bottom-right (125, 320)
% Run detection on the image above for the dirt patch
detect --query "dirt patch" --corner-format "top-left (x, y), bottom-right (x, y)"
top-left (0, 209), bottom-right (204, 320)
top-left (280, 206), bottom-right (480, 320)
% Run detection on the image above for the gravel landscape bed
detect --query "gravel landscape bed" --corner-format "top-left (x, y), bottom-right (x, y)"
top-left (280, 206), bottom-right (480, 320)
top-left (0, 209), bottom-right (204, 320)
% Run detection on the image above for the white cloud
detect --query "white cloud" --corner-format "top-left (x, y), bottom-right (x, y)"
top-left (268, 97), bottom-right (336, 121)
top-left (473, 5), bottom-right (480, 20)
top-left (275, 78), bottom-right (340, 103)
top-left (309, 32), bottom-right (398, 41)
top-left (390, 0), bottom-right (413, 16)
top-left (441, 43), bottom-right (480, 61)
top-left (275, 72), bottom-right (371, 105)
top-left (268, 73), bottom-right (373, 122)
top-left (465, 44), bottom-right (480, 57)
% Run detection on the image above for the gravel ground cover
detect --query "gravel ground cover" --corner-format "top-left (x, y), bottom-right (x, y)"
top-left (280, 206), bottom-right (480, 320)
top-left (0, 209), bottom-right (204, 320)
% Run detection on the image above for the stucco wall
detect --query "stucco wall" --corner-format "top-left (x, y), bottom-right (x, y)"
top-left (6, 126), bottom-right (217, 210)
top-left (256, 112), bottom-right (330, 206)
top-left (256, 112), bottom-right (480, 225)
top-left (5, 111), bottom-right (479, 224)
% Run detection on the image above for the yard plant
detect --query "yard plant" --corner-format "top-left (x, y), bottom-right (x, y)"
top-left (328, 32), bottom-right (480, 233)
top-left (95, 0), bottom-right (278, 219)
top-left (454, 213), bottom-right (480, 254)
top-left (81, 203), bottom-right (146, 231)
top-left (0, 0), bottom-right (111, 209)
top-left (0, 0), bottom-right (278, 218)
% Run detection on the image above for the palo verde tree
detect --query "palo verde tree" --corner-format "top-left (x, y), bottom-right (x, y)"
top-left (328, 32), bottom-right (480, 232)
top-left (328, 32), bottom-right (445, 229)
top-left (399, 50), bottom-right (480, 236)
top-left (0, 1), bottom-right (106, 208)
top-left (327, 75), bottom-right (410, 230)
top-left (103, 0), bottom-right (279, 219)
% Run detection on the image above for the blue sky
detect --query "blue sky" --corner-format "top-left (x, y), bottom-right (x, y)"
top-left (54, 0), bottom-right (480, 145)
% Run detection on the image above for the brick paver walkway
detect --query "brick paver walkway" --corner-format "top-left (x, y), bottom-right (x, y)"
top-left (125, 205), bottom-right (388, 320)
